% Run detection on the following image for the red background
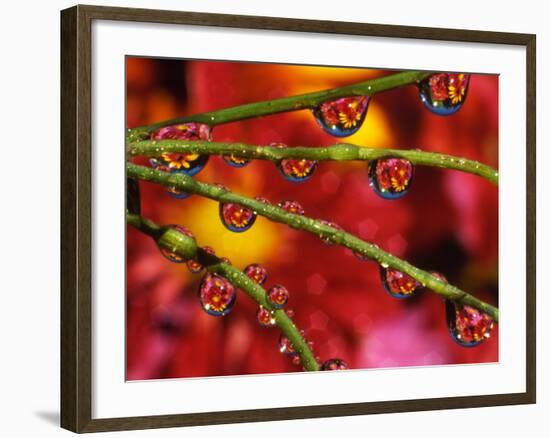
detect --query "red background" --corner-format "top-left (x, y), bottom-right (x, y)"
top-left (126, 58), bottom-right (499, 380)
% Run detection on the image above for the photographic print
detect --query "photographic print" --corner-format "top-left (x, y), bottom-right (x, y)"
top-left (125, 58), bottom-right (499, 380)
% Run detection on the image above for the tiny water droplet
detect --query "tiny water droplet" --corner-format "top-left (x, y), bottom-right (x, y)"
top-left (312, 96), bottom-right (370, 137)
top-left (244, 263), bottom-right (268, 285)
top-left (321, 358), bottom-right (348, 371)
top-left (319, 220), bottom-right (343, 245)
top-left (446, 300), bottom-right (494, 347)
top-left (267, 285), bottom-right (289, 308)
top-left (369, 158), bottom-right (413, 199)
top-left (220, 257), bottom-right (232, 265)
top-left (198, 273), bottom-right (236, 316)
top-left (219, 202), bottom-right (257, 232)
top-left (158, 225), bottom-right (195, 263)
top-left (380, 266), bottom-right (421, 299)
top-left (256, 306), bottom-right (276, 327)
top-left (278, 199), bottom-right (305, 215)
top-left (418, 73), bottom-right (470, 115)
top-left (430, 271), bottom-right (448, 283)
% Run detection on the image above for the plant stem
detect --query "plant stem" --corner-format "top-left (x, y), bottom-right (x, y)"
top-left (127, 212), bottom-right (320, 371)
top-left (127, 163), bottom-right (499, 321)
top-left (127, 70), bottom-right (432, 141)
top-left (128, 140), bottom-right (499, 185)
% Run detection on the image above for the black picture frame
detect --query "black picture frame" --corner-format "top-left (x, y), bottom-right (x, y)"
top-left (61, 4), bottom-right (536, 432)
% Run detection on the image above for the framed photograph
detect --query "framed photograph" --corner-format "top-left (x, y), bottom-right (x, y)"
top-left (60, 4), bottom-right (536, 433)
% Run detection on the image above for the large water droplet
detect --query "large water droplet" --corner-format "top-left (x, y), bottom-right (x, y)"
top-left (321, 358), bottom-right (348, 371)
top-left (279, 334), bottom-right (297, 356)
top-left (219, 203), bottom-right (257, 232)
top-left (198, 273), bottom-right (236, 316)
top-left (380, 266), bottom-right (421, 299)
top-left (446, 300), bottom-right (494, 347)
top-left (257, 306), bottom-right (275, 327)
top-left (369, 158), bottom-right (413, 199)
top-left (319, 220), bottom-right (343, 245)
top-left (150, 123), bottom-right (211, 176)
top-left (312, 96), bottom-right (370, 137)
top-left (278, 199), bottom-right (305, 215)
top-left (418, 73), bottom-right (471, 115)
top-left (244, 263), bottom-right (268, 285)
top-left (267, 285), bottom-right (289, 308)
top-left (158, 225), bottom-right (195, 263)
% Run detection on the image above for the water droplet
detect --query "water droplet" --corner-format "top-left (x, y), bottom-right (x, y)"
top-left (286, 309), bottom-right (295, 319)
top-left (219, 203), bottom-right (257, 232)
top-left (158, 225), bottom-right (195, 263)
top-left (186, 246), bottom-right (215, 274)
top-left (353, 250), bottom-right (370, 261)
top-left (278, 199), bottom-right (305, 215)
top-left (254, 196), bottom-right (271, 205)
top-left (430, 271), bottom-right (448, 283)
top-left (151, 164), bottom-right (190, 199)
top-left (369, 158), bottom-right (413, 199)
top-left (292, 356), bottom-right (301, 365)
top-left (220, 257), bottom-right (232, 265)
top-left (223, 153), bottom-right (250, 168)
top-left (267, 285), bottom-right (289, 308)
top-left (279, 334), bottom-right (297, 356)
top-left (418, 73), bottom-right (471, 115)
top-left (319, 220), bottom-right (343, 245)
top-left (446, 300), bottom-right (494, 346)
top-left (321, 358), bottom-right (348, 371)
top-left (312, 96), bottom-right (370, 137)
top-left (198, 273), bottom-right (236, 316)
top-left (150, 123), bottom-right (211, 176)
top-left (277, 157), bottom-right (317, 182)
top-left (244, 264), bottom-right (268, 285)
top-left (380, 266), bottom-right (421, 299)
top-left (256, 306), bottom-right (275, 327)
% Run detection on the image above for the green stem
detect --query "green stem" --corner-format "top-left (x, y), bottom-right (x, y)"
top-left (128, 140), bottom-right (499, 185)
top-left (127, 70), bottom-right (432, 141)
top-left (127, 212), bottom-right (320, 371)
top-left (127, 163), bottom-right (499, 322)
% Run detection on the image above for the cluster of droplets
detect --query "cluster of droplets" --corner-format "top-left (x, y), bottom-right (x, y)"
top-left (418, 73), bottom-right (471, 116)
top-left (312, 96), bottom-right (370, 137)
top-left (369, 158), bottom-right (414, 200)
top-left (149, 123), bottom-right (211, 199)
